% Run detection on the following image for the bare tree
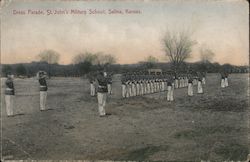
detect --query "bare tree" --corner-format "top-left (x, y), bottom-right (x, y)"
top-left (38, 50), bottom-right (60, 64)
top-left (98, 54), bottom-right (116, 65)
top-left (163, 31), bottom-right (196, 73)
top-left (37, 50), bottom-right (60, 77)
top-left (146, 55), bottom-right (159, 63)
top-left (144, 55), bottom-right (159, 69)
top-left (72, 52), bottom-right (98, 65)
top-left (200, 47), bottom-right (215, 63)
top-left (198, 46), bottom-right (215, 72)
top-left (72, 52), bottom-right (116, 65)
top-left (72, 52), bottom-right (116, 74)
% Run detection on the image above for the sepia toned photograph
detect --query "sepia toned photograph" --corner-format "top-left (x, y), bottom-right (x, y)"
top-left (0, 0), bottom-right (249, 161)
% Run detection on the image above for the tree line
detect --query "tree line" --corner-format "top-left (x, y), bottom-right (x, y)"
top-left (1, 60), bottom-right (248, 78)
top-left (1, 29), bottom-right (249, 77)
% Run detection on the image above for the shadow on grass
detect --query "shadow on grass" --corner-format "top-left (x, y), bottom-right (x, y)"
top-left (173, 126), bottom-right (248, 161)
top-left (173, 126), bottom-right (246, 139)
top-left (192, 97), bottom-right (248, 112)
top-left (116, 145), bottom-right (169, 161)
top-left (89, 145), bottom-right (169, 161)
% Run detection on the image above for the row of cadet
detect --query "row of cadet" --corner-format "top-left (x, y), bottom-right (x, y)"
top-left (120, 73), bottom-right (206, 99)
top-left (4, 71), bottom-right (48, 117)
top-left (3, 70), bottom-right (229, 117)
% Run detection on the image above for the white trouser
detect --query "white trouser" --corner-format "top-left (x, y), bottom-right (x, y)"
top-left (129, 84), bottom-right (132, 97)
top-left (225, 78), bottom-right (228, 87)
top-left (126, 85), bottom-right (130, 98)
top-left (147, 83), bottom-right (150, 94)
top-left (161, 82), bottom-right (165, 91)
top-left (144, 83), bottom-right (147, 94)
top-left (182, 79), bottom-right (185, 87)
top-left (150, 83), bottom-right (154, 93)
top-left (202, 77), bottom-right (206, 85)
top-left (167, 86), bottom-right (174, 101)
top-left (152, 83), bottom-right (155, 92)
top-left (139, 83), bottom-right (143, 95)
top-left (188, 83), bottom-right (193, 96)
top-left (197, 81), bottom-right (203, 93)
top-left (185, 79), bottom-right (188, 87)
top-left (179, 80), bottom-right (182, 88)
top-left (221, 79), bottom-right (225, 88)
top-left (122, 84), bottom-right (126, 98)
top-left (5, 95), bottom-right (14, 116)
top-left (90, 84), bottom-right (95, 96)
top-left (193, 80), bottom-right (196, 85)
top-left (140, 83), bottom-right (144, 95)
top-left (97, 92), bottom-right (107, 116)
top-left (175, 80), bottom-right (178, 89)
top-left (40, 91), bottom-right (47, 111)
top-left (136, 83), bottom-right (140, 96)
top-left (157, 82), bottom-right (160, 92)
top-left (107, 84), bottom-right (112, 94)
top-left (132, 84), bottom-right (136, 96)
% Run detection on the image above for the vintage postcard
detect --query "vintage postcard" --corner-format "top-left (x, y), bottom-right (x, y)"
top-left (1, 0), bottom-right (249, 161)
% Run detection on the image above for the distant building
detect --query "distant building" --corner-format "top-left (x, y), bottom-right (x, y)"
top-left (148, 69), bottom-right (162, 75)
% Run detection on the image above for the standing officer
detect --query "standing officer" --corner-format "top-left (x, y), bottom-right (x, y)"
top-left (184, 75), bottom-right (188, 87)
top-left (89, 73), bottom-right (96, 97)
top-left (202, 72), bottom-right (206, 85)
top-left (174, 74), bottom-right (179, 89)
top-left (125, 75), bottom-right (131, 98)
top-left (131, 73), bottom-right (136, 96)
top-left (221, 72), bottom-right (225, 88)
top-left (107, 74), bottom-right (112, 95)
top-left (96, 71), bottom-right (108, 117)
top-left (135, 74), bottom-right (140, 96)
top-left (188, 74), bottom-right (194, 96)
top-left (121, 73), bottom-right (127, 98)
top-left (224, 72), bottom-right (229, 87)
top-left (5, 73), bottom-right (15, 117)
top-left (197, 73), bottom-right (203, 94)
top-left (167, 75), bottom-right (174, 101)
top-left (38, 71), bottom-right (48, 111)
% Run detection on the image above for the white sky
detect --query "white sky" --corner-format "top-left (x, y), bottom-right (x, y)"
top-left (1, 0), bottom-right (249, 65)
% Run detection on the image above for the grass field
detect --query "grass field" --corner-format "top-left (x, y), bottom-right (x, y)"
top-left (1, 73), bottom-right (249, 161)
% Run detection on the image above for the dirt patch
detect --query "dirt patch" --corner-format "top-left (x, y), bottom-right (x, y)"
top-left (174, 125), bottom-right (247, 139)
top-left (1, 74), bottom-right (249, 161)
top-left (213, 140), bottom-right (249, 161)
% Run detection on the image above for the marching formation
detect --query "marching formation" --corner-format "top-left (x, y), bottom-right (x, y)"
top-left (3, 70), bottom-right (229, 117)
top-left (120, 72), bottom-right (206, 101)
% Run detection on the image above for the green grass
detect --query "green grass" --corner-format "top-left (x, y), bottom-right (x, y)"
top-left (118, 145), bottom-right (169, 161)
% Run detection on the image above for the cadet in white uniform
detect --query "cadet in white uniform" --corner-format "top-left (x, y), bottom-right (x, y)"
top-left (224, 73), bottom-right (229, 87)
top-left (5, 74), bottom-right (15, 117)
top-left (107, 75), bottom-right (112, 95)
top-left (221, 73), bottom-right (225, 88)
top-left (89, 73), bottom-right (96, 97)
top-left (202, 72), bottom-right (206, 85)
top-left (96, 71), bottom-right (108, 116)
top-left (188, 75), bottom-right (194, 96)
top-left (167, 76), bottom-right (174, 101)
top-left (38, 71), bottom-right (48, 111)
top-left (197, 75), bottom-right (203, 94)
top-left (121, 74), bottom-right (127, 98)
